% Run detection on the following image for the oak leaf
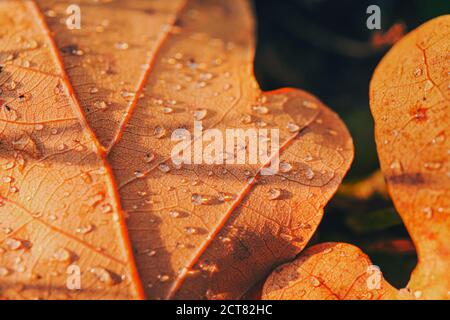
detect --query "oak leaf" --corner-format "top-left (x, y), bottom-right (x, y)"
top-left (34, 0), bottom-right (187, 150)
top-left (0, 0), bottom-right (143, 299)
top-left (262, 15), bottom-right (449, 300)
top-left (0, 0), bottom-right (353, 299)
top-left (106, 0), bottom-right (353, 300)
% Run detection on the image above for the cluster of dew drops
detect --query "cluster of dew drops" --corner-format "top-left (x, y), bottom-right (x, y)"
top-left (0, 35), bottom-right (129, 288)
top-left (380, 65), bottom-right (449, 221)
top-left (1, 8), bottom-right (350, 292)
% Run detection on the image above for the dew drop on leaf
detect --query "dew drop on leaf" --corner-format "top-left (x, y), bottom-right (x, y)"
top-left (193, 109), bottom-right (207, 120)
top-left (158, 274), bottom-right (170, 282)
top-left (90, 267), bottom-right (117, 286)
top-left (287, 122), bottom-right (300, 133)
top-left (268, 188), bottom-right (282, 200)
top-left (310, 276), bottom-right (321, 287)
top-left (134, 170), bottom-right (144, 178)
top-left (5, 238), bottom-right (23, 250)
top-left (279, 162), bottom-right (293, 173)
top-left (144, 153), bottom-right (156, 163)
top-left (305, 167), bottom-right (315, 180)
top-left (53, 248), bottom-right (72, 263)
top-left (0, 266), bottom-right (10, 277)
top-left (252, 105), bottom-right (269, 115)
top-left (115, 41), bottom-right (129, 50)
top-left (154, 126), bottom-right (167, 138)
top-left (158, 163), bottom-right (170, 173)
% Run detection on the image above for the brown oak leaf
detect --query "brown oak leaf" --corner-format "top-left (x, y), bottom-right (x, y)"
top-left (262, 15), bottom-right (449, 300)
top-left (0, 0), bottom-right (354, 299)
top-left (0, 0), bottom-right (143, 299)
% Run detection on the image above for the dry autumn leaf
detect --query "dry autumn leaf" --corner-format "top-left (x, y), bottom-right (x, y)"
top-left (262, 15), bottom-right (449, 300)
top-left (34, 0), bottom-right (187, 150)
top-left (1, 0), bottom-right (354, 299)
top-left (0, 0), bottom-right (143, 299)
top-left (107, 0), bottom-right (353, 300)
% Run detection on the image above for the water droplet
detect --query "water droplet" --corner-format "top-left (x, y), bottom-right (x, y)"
top-left (89, 87), bottom-right (99, 94)
top-left (191, 193), bottom-right (210, 205)
top-left (414, 290), bottom-right (422, 299)
top-left (158, 274), bottom-right (170, 282)
top-left (413, 67), bottom-right (423, 77)
top-left (252, 105), bottom-right (269, 114)
top-left (268, 188), bottom-right (282, 200)
top-left (169, 210), bottom-right (181, 218)
top-left (423, 207), bottom-right (433, 219)
top-left (94, 100), bottom-right (107, 110)
top-left (323, 247), bottom-right (333, 254)
top-left (100, 203), bottom-right (112, 214)
top-left (240, 114), bottom-right (252, 124)
top-left (185, 227), bottom-right (197, 235)
top-left (279, 162), bottom-right (293, 173)
top-left (432, 132), bottom-right (445, 144)
top-left (90, 267), bottom-right (118, 285)
top-left (364, 292), bottom-right (374, 300)
top-left (424, 161), bottom-right (442, 170)
top-left (35, 123), bottom-right (44, 131)
top-left (3, 176), bottom-right (13, 183)
top-left (0, 267), bottom-right (10, 277)
top-left (217, 192), bottom-right (235, 202)
top-left (45, 10), bottom-right (56, 17)
top-left (305, 167), bottom-right (315, 180)
top-left (194, 109), bottom-right (207, 120)
top-left (197, 81), bottom-right (207, 88)
top-left (115, 42), bottom-right (129, 50)
top-left (5, 238), bottom-right (23, 250)
top-left (328, 129), bottom-right (338, 136)
top-left (158, 163), bottom-right (170, 173)
top-left (424, 80), bottom-right (433, 91)
top-left (27, 39), bottom-right (39, 49)
top-left (310, 276), bottom-right (321, 287)
top-left (76, 224), bottom-right (94, 235)
top-left (144, 153), bottom-right (156, 163)
top-left (8, 81), bottom-right (17, 90)
top-left (199, 72), bottom-right (213, 81)
top-left (120, 89), bottom-right (130, 98)
top-left (187, 59), bottom-right (198, 69)
top-left (53, 248), bottom-right (72, 263)
top-left (154, 126), bottom-right (167, 138)
top-left (162, 107), bottom-right (173, 114)
top-left (303, 100), bottom-right (318, 109)
top-left (287, 123), bottom-right (300, 133)
top-left (134, 170), bottom-right (144, 178)
top-left (18, 92), bottom-right (31, 102)
top-left (4, 161), bottom-right (15, 170)
top-left (390, 159), bottom-right (402, 174)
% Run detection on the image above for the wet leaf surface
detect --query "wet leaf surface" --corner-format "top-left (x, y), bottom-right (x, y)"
top-left (262, 15), bottom-right (449, 300)
top-left (105, 0), bottom-right (353, 299)
top-left (35, 0), bottom-right (186, 150)
top-left (0, 0), bottom-right (354, 299)
top-left (0, 0), bottom-right (143, 299)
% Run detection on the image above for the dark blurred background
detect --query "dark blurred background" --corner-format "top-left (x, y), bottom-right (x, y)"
top-left (253, 0), bottom-right (449, 287)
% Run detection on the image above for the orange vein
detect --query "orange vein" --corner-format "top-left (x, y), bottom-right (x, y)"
top-left (166, 107), bottom-right (320, 299)
top-left (106, 0), bottom-right (190, 154)
top-left (29, 0), bottom-right (145, 299)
